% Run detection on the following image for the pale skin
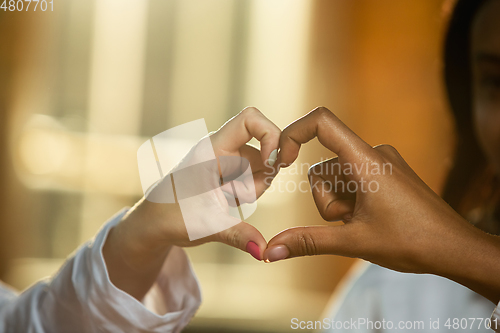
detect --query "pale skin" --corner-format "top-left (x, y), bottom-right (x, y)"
top-left (263, 107), bottom-right (500, 305)
top-left (102, 107), bottom-right (281, 300)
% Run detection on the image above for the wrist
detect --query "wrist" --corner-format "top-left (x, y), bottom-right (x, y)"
top-left (429, 221), bottom-right (500, 304)
top-left (106, 221), bottom-right (172, 274)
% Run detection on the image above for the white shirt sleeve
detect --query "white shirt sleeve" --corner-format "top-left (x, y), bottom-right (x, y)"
top-left (0, 208), bottom-right (202, 333)
top-left (491, 302), bottom-right (500, 332)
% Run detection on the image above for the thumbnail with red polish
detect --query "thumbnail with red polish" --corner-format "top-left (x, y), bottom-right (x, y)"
top-left (246, 241), bottom-right (261, 260)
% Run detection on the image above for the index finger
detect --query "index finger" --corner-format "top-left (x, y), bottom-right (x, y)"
top-left (279, 107), bottom-right (372, 166)
top-left (211, 107), bottom-right (281, 166)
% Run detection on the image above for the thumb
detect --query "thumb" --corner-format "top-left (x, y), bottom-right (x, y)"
top-left (263, 225), bottom-right (358, 262)
top-left (211, 221), bottom-right (268, 261)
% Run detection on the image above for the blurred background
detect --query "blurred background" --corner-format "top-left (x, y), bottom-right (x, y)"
top-left (0, 0), bottom-right (454, 332)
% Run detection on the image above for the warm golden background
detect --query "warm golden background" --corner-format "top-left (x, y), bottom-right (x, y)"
top-left (0, 0), bottom-right (453, 332)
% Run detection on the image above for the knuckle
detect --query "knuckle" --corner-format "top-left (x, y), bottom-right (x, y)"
top-left (228, 229), bottom-right (241, 247)
top-left (312, 106), bottom-right (331, 120)
top-left (318, 208), bottom-right (330, 221)
top-left (317, 199), bottom-right (336, 221)
top-left (373, 144), bottom-right (401, 163)
top-left (241, 106), bottom-right (260, 117)
top-left (295, 229), bottom-right (318, 256)
top-left (267, 127), bottom-right (281, 138)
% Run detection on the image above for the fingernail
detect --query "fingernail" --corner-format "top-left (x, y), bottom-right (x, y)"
top-left (268, 149), bottom-right (278, 167)
top-left (264, 245), bottom-right (289, 263)
top-left (246, 241), bottom-right (261, 261)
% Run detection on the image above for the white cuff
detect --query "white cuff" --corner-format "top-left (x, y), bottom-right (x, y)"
top-left (59, 208), bottom-right (201, 332)
top-left (491, 301), bottom-right (500, 332)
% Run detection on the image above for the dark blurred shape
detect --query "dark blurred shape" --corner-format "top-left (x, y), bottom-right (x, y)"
top-left (442, 0), bottom-right (500, 233)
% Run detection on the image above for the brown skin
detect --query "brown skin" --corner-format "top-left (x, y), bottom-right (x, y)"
top-left (263, 107), bottom-right (500, 305)
top-left (102, 107), bottom-right (281, 301)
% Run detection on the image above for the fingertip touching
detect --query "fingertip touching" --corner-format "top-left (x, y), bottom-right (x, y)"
top-left (240, 107), bottom-right (281, 167)
top-left (217, 221), bottom-right (268, 261)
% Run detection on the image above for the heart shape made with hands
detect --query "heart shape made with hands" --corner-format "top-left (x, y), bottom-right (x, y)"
top-left (133, 106), bottom-right (489, 297)
top-left (140, 107), bottom-right (380, 263)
